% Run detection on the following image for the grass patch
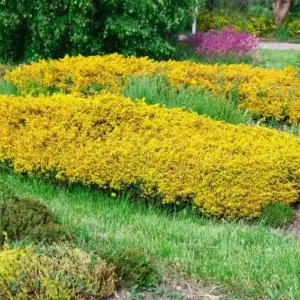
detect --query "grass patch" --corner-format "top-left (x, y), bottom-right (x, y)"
top-left (123, 76), bottom-right (251, 125)
top-left (261, 202), bottom-right (296, 228)
top-left (0, 80), bottom-right (19, 96)
top-left (1, 171), bottom-right (300, 299)
top-left (174, 43), bottom-right (256, 65)
top-left (258, 49), bottom-right (300, 69)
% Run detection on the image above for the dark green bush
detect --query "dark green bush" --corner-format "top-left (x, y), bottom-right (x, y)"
top-left (109, 248), bottom-right (159, 288)
top-left (0, 0), bottom-right (204, 62)
top-left (0, 180), bottom-right (15, 201)
top-left (261, 202), bottom-right (296, 228)
top-left (0, 180), bottom-right (64, 243)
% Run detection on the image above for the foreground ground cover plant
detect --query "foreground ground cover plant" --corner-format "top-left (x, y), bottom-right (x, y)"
top-left (187, 27), bottom-right (259, 58)
top-left (2, 172), bottom-right (300, 299)
top-left (1, 93), bottom-right (300, 219)
top-left (0, 245), bottom-right (115, 299)
top-left (6, 54), bottom-right (300, 123)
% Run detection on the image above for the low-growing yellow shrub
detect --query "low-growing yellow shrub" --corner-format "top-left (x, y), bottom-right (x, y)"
top-left (1, 93), bottom-right (300, 219)
top-left (286, 18), bottom-right (300, 38)
top-left (5, 54), bottom-right (300, 123)
top-left (0, 245), bottom-right (116, 299)
top-left (196, 9), bottom-right (276, 36)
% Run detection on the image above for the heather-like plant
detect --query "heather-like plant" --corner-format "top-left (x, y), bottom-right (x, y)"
top-left (187, 27), bottom-right (259, 58)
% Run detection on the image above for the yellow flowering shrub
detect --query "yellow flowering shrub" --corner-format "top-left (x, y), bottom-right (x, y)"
top-left (196, 9), bottom-right (276, 36)
top-left (1, 93), bottom-right (300, 219)
top-left (0, 245), bottom-right (116, 299)
top-left (5, 54), bottom-right (300, 123)
top-left (286, 18), bottom-right (300, 37)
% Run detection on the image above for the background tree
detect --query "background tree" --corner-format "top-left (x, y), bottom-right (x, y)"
top-left (273, 0), bottom-right (292, 25)
top-left (0, 0), bottom-right (205, 62)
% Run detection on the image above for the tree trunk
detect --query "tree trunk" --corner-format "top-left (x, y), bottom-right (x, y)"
top-left (273, 0), bottom-right (292, 25)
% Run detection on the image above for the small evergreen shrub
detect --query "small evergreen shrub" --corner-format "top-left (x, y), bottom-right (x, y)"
top-left (110, 248), bottom-right (159, 288)
top-left (261, 202), bottom-right (296, 228)
top-left (0, 245), bottom-right (116, 299)
top-left (0, 180), bottom-right (64, 243)
top-left (0, 180), bottom-right (16, 201)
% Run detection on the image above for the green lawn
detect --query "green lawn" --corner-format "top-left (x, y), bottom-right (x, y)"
top-left (259, 49), bottom-right (300, 69)
top-left (1, 171), bottom-right (300, 299)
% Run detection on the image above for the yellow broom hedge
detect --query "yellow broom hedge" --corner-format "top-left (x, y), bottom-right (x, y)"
top-left (1, 93), bottom-right (300, 219)
top-left (5, 54), bottom-right (300, 123)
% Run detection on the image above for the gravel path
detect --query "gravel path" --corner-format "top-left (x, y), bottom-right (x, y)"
top-left (258, 42), bottom-right (300, 50)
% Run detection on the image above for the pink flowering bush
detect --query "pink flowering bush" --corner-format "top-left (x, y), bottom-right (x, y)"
top-left (187, 27), bottom-right (259, 58)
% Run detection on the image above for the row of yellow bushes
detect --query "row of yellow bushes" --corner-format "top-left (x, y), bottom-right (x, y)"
top-left (5, 54), bottom-right (300, 123)
top-left (1, 93), bottom-right (300, 219)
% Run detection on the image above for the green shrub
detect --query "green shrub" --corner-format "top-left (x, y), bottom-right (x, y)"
top-left (0, 10), bottom-right (24, 62)
top-left (123, 76), bottom-right (251, 125)
top-left (0, 245), bottom-right (116, 299)
top-left (0, 0), bottom-right (204, 62)
top-left (261, 202), bottom-right (296, 228)
top-left (0, 180), bottom-right (16, 201)
top-left (196, 8), bottom-right (276, 36)
top-left (109, 248), bottom-right (159, 288)
top-left (207, 0), bottom-right (249, 12)
top-left (0, 180), bottom-right (64, 243)
top-left (274, 27), bottom-right (290, 42)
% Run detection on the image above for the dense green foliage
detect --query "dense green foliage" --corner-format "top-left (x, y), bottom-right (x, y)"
top-left (0, 0), bottom-right (203, 62)
top-left (109, 248), bottom-right (159, 288)
top-left (261, 202), bottom-right (296, 228)
top-left (0, 180), bottom-right (64, 243)
top-left (206, 0), bottom-right (300, 14)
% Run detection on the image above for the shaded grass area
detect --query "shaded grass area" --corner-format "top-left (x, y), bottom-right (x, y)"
top-left (1, 171), bottom-right (300, 299)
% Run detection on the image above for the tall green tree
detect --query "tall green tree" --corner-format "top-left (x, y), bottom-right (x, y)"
top-left (0, 0), bottom-right (204, 62)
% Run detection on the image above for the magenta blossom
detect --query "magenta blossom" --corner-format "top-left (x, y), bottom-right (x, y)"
top-left (187, 27), bottom-right (259, 58)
